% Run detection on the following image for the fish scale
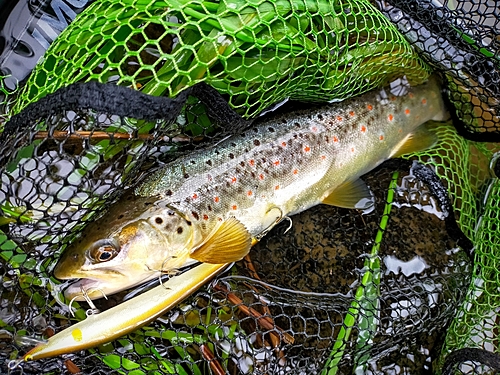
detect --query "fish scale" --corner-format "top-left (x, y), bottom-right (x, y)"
top-left (139, 77), bottom-right (443, 236)
top-left (54, 76), bottom-right (447, 299)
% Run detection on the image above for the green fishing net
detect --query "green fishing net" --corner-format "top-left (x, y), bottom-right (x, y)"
top-left (8, 0), bottom-right (431, 119)
top-left (0, 0), bottom-right (499, 374)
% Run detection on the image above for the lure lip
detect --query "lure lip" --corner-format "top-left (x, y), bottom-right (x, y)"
top-left (22, 262), bottom-right (229, 361)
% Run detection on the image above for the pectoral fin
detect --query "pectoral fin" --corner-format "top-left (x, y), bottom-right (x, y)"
top-left (190, 217), bottom-right (252, 263)
top-left (390, 123), bottom-right (438, 158)
top-left (322, 178), bottom-right (374, 209)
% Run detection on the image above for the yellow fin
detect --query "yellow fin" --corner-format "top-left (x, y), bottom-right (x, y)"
top-left (390, 123), bottom-right (438, 158)
top-left (322, 178), bottom-right (374, 209)
top-left (190, 217), bottom-right (252, 263)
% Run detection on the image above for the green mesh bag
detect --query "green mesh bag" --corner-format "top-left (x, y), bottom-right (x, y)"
top-left (1, 0), bottom-right (500, 374)
top-left (9, 0), bottom-right (431, 119)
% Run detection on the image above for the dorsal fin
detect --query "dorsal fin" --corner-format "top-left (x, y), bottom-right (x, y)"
top-left (190, 217), bottom-right (252, 263)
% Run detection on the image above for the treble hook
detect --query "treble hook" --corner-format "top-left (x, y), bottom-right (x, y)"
top-left (158, 255), bottom-right (181, 290)
top-left (7, 359), bottom-right (23, 372)
top-left (254, 206), bottom-right (293, 241)
top-left (68, 287), bottom-right (107, 317)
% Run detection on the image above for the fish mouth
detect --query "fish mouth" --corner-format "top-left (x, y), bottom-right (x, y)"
top-left (63, 278), bottom-right (112, 301)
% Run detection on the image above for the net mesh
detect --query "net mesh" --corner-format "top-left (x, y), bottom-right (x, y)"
top-left (7, 0), bottom-right (432, 119)
top-left (0, 0), bottom-right (499, 374)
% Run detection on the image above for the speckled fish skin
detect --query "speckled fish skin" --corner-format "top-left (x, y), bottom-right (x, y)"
top-left (138, 76), bottom-right (445, 235)
top-left (54, 77), bottom-right (447, 299)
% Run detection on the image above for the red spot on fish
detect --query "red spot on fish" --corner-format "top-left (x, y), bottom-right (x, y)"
top-left (275, 185), bottom-right (280, 190)
top-left (203, 214), bottom-right (209, 220)
top-left (218, 217), bottom-right (223, 221)
top-left (388, 114), bottom-right (394, 121)
top-left (405, 108), bottom-right (410, 115)
top-left (379, 135), bottom-right (384, 141)
top-left (281, 141), bottom-right (287, 147)
top-left (259, 174), bottom-right (265, 180)
top-left (249, 159), bottom-right (255, 166)
top-left (351, 147), bottom-right (355, 152)
top-left (232, 205), bottom-right (237, 210)
top-left (349, 111), bottom-right (355, 117)
top-left (192, 193), bottom-right (198, 200)
top-left (409, 93), bottom-right (414, 98)
top-left (361, 125), bottom-right (367, 133)
top-left (367, 104), bottom-right (373, 111)
top-left (421, 98), bottom-right (427, 105)
top-left (273, 160), bottom-right (280, 166)
top-left (304, 146), bottom-right (311, 152)
top-left (247, 190), bottom-right (253, 197)
top-left (214, 196), bottom-right (220, 203)
top-left (398, 128), bottom-right (403, 133)
top-left (390, 96), bottom-right (396, 101)
top-left (333, 136), bottom-right (339, 142)
top-left (311, 126), bottom-right (318, 132)
top-left (337, 116), bottom-right (343, 121)
top-left (231, 177), bottom-right (237, 183)
top-left (293, 169), bottom-right (298, 174)
top-left (321, 155), bottom-right (326, 160)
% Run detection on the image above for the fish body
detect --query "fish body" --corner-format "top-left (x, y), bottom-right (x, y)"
top-left (54, 77), bottom-right (447, 299)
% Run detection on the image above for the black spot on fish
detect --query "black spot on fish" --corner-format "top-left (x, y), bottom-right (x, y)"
top-left (253, 139), bottom-right (261, 146)
top-left (155, 217), bottom-right (163, 224)
top-left (251, 172), bottom-right (256, 178)
top-left (282, 119), bottom-right (287, 124)
top-left (186, 220), bottom-right (192, 226)
top-left (294, 122), bottom-right (301, 128)
top-left (118, 214), bottom-right (124, 219)
top-left (317, 114), bottom-right (323, 120)
top-left (240, 132), bottom-right (247, 138)
top-left (184, 173), bottom-right (189, 179)
top-left (177, 227), bottom-right (183, 234)
top-left (192, 211), bottom-right (200, 220)
top-left (240, 161), bottom-right (245, 167)
top-left (144, 201), bottom-right (152, 206)
top-left (165, 190), bottom-right (173, 196)
top-left (168, 211), bottom-right (175, 216)
top-left (244, 148), bottom-right (249, 153)
top-left (207, 205), bottom-right (212, 211)
top-left (253, 128), bottom-right (259, 133)
top-left (268, 127), bottom-right (275, 132)
top-left (230, 142), bottom-right (237, 147)
top-left (261, 157), bottom-right (267, 163)
top-left (190, 160), bottom-right (196, 165)
top-left (206, 160), bottom-right (212, 166)
top-left (229, 153), bottom-right (235, 159)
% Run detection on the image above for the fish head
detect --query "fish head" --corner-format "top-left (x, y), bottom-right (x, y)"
top-left (54, 202), bottom-right (196, 300)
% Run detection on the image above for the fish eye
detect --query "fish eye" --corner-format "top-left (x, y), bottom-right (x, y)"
top-left (89, 239), bottom-right (120, 263)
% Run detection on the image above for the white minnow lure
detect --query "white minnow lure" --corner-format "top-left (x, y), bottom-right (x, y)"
top-left (53, 76), bottom-right (447, 301)
top-left (18, 263), bottom-right (227, 361)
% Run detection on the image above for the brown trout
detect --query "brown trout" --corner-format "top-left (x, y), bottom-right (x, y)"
top-left (54, 77), bottom-right (447, 299)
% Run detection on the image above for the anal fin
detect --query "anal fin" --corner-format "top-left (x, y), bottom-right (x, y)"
top-left (190, 217), bottom-right (252, 263)
top-left (390, 122), bottom-right (438, 158)
top-left (322, 178), bottom-right (374, 209)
